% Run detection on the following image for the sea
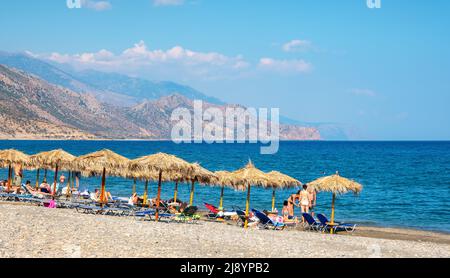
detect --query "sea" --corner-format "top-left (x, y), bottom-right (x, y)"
top-left (1, 140), bottom-right (449, 233)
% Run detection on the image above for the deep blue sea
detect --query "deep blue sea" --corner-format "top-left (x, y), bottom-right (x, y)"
top-left (1, 140), bottom-right (449, 233)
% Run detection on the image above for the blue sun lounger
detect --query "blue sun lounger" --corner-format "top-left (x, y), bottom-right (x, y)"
top-left (317, 214), bottom-right (356, 233)
top-left (302, 213), bottom-right (324, 232)
top-left (252, 209), bottom-right (285, 230)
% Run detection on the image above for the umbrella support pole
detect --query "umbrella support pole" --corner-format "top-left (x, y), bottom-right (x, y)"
top-left (219, 186), bottom-right (224, 211)
top-left (143, 180), bottom-right (148, 206)
top-left (173, 180), bottom-right (179, 203)
top-left (244, 184), bottom-right (251, 229)
top-left (35, 169), bottom-right (40, 190)
top-left (132, 178), bottom-right (136, 195)
top-left (100, 167), bottom-right (106, 207)
top-left (43, 169), bottom-right (47, 183)
top-left (155, 171), bottom-right (162, 222)
top-left (271, 189), bottom-right (276, 212)
top-left (52, 164), bottom-right (59, 196)
top-left (7, 164), bottom-right (12, 192)
top-left (189, 180), bottom-right (195, 206)
top-left (66, 171), bottom-right (71, 198)
top-left (330, 193), bottom-right (336, 234)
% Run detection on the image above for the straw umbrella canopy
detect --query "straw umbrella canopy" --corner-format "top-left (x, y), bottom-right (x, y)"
top-left (230, 161), bottom-right (271, 229)
top-left (29, 149), bottom-right (76, 193)
top-left (266, 171), bottom-right (302, 212)
top-left (0, 149), bottom-right (30, 192)
top-left (307, 171), bottom-right (362, 232)
top-left (128, 153), bottom-right (196, 221)
top-left (71, 149), bottom-right (130, 204)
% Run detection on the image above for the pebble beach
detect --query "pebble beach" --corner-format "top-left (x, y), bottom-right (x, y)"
top-left (0, 203), bottom-right (449, 258)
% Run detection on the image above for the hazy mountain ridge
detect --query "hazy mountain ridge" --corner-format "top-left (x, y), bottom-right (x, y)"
top-left (0, 64), bottom-right (321, 140)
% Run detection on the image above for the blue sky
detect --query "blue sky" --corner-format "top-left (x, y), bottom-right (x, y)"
top-left (1, 0), bottom-right (449, 139)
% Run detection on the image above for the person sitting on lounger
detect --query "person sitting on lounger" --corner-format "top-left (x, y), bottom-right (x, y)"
top-left (282, 201), bottom-right (299, 224)
top-left (92, 189), bottom-right (113, 203)
top-left (129, 193), bottom-right (138, 205)
top-left (39, 182), bottom-right (52, 194)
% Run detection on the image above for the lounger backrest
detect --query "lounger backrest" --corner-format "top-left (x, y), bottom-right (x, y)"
top-left (302, 213), bottom-right (317, 226)
top-left (317, 214), bottom-right (328, 225)
top-left (204, 203), bottom-right (219, 214)
top-left (183, 206), bottom-right (198, 216)
top-left (252, 209), bottom-right (272, 225)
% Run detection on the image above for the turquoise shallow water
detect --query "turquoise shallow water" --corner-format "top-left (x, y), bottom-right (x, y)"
top-left (1, 140), bottom-right (449, 233)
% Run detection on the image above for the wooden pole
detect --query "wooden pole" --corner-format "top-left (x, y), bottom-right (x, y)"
top-left (219, 186), bottom-right (225, 211)
top-left (143, 179), bottom-right (149, 206)
top-left (66, 171), bottom-right (71, 198)
top-left (99, 167), bottom-right (106, 205)
top-left (173, 180), bottom-right (179, 203)
top-left (330, 193), bottom-right (336, 234)
top-left (271, 189), bottom-right (276, 212)
top-left (155, 170), bottom-right (163, 222)
top-left (35, 169), bottom-right (40, 190)
top-left (52, 164), bottom-right (59, 196)
top-left (132, 178), bottom-right (136, 195)
top-left (43, 169), bottom-right (47, 183)
top-left (7, 164), bottom-right (12, 192)
top-left (189, 180), bottom-right (195, 206)
top-left (244, 183), bottom-right (251, 229)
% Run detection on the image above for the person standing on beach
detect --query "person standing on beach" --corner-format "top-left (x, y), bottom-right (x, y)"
top-left (307, 186), bottom-right (317, 216)
top-left (286, 191), bottom-right (300, 218)
top-left (299, 185), bottom-right (312, 222)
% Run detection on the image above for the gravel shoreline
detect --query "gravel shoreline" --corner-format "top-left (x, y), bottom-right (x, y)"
top-left (0, 203), bottom-right (449, 258)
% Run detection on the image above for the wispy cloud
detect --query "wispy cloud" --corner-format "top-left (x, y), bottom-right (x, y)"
top-left (153, 0), bottom-right (185, 6)
top-left (350, 88), bottom-right (377, 97)
top-left (282, 39), bottom-right (313, 52)
top-left (258, 58), bottom-right (312, 74)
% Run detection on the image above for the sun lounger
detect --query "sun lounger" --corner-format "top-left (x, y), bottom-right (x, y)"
top-left (317, 213), bottom-right (356, 233)
top-left (173, 206), bottom-right (201, 223)
top-left (235, 209), bottom-right (258, 227)
top-left (302, 213), bottom-right (324, 232)
top-left (204, 203), bottom-right (220, 219)
top-left (252, 209), bottom-right (285, 230)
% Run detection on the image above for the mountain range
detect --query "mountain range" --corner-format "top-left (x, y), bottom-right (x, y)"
top-left (0, 57), bottom-right (321, 140)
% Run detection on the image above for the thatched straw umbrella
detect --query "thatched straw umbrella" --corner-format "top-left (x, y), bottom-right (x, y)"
top-left (266, 171), bottom-right (301, 212)
top-left (72, 149), bottom-right (129, 205)
top-left (230, 161), bottom-right (271, 229)
top-left (128, 153), bottom-right (195, 221)
top-left (307, 171), bottom-right (362, 232)
top-left (0, 149), bottom-right (30, 192)
top-left (214, 171), bottom-right (235, 210)
top-left (29, 149), bottom-right (76, 195)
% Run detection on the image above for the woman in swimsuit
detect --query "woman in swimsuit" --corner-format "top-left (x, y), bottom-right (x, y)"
top-left (299, 185), bottom-right (312, 222)
top-left (286, 191), bottom-right (300, 218)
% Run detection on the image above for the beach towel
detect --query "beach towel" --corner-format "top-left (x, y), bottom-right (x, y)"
top-left (45, 200), bottom-right (56, 209)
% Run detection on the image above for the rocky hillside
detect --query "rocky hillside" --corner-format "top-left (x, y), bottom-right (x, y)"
top-left (0, 64), bottom-right (320, 140)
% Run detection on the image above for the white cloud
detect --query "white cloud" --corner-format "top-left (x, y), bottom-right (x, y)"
top-left (258, 58), bottom-right (311, 73)
top-left (36, 41), bottom-right (312, 80)
top-left (42, 40), bottom-right (250, 80)
top-left (282, 39), bottom-right (312, 52)
top-left (153, 0), bottom-right (185, 6)
top-left (351, 88), bottom-right (377, 97)
top-left (81, 0), bottom-right (112, 11)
